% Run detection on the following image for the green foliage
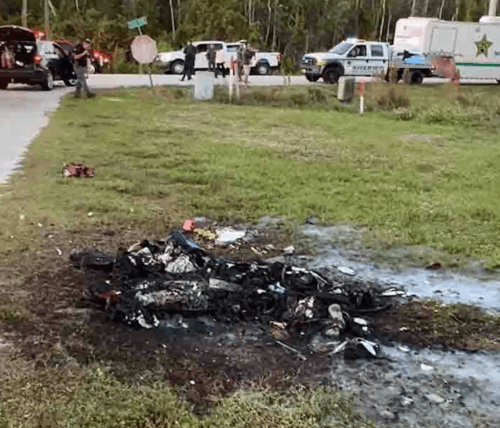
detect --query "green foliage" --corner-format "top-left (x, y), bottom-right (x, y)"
top-left (2, 0), bottom-right (490, 63)
top-left (0, 405), bottom-right (8, 428)
top-left (55, 368), bottom-right (197, 428)
top-left (207, 388), bottom-right (379, 428)
top-left (365, 83), bottom-right (410, 111)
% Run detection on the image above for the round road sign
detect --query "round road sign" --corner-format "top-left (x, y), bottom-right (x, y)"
top-left (131, 35), bottom-right (157, 64)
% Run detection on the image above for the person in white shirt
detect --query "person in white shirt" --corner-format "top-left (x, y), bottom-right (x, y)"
top-left (215, 47), bottom-right (226, 78)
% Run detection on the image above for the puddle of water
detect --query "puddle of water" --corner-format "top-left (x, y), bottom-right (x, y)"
top-left (302, 225), bottom-right (500, 310)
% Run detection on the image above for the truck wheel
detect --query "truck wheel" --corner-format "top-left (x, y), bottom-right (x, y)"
top-left (171, 60), bottom-right (185, 75)
top-left (41, 70), bottom-right (54, 91)
top-left (305, 73), bottom-right (320, 82)
top-left (0, 80), bottom-right (8, 89)
top-left (323, 67), bottom-right (341, 84)
top-left (410, 70), bottom-right (423, 84)
top-left (257, 62), bottom-right (271, 75)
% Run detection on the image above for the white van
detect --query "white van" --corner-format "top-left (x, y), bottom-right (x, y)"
top-left (394, 16), bottom-right (500, 81)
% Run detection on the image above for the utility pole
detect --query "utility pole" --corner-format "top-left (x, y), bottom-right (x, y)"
top-left (44, 0), bottom-right (50, 39)
top-left (489, 0), bottom-right (497, 16)
top-left (22, 0), bottom-right (27, 28)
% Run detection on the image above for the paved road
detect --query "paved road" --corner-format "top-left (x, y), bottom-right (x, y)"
top-left (1, 73), bottom-right (498, 183)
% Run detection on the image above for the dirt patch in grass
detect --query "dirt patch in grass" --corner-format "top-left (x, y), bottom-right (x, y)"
top-left (375, 300), bottom-right (500, 351)
top-left (0, 226), bottom-right (326, 412)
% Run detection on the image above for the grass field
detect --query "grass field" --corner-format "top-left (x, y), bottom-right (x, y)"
top-left (2, 84), bottom-right (500, 267)
top-left (1, 82), bottom-right (500, 427)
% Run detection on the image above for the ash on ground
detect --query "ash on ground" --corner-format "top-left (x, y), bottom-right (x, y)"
top-left (71, 224), bottom-right (500, 428)
top-left (72, 230), bottom-right (403, 360)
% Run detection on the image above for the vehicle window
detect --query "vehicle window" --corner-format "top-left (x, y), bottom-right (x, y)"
top-left (38, 42), bottom-right (55, 55)
top-left (347, 45), bottom-right (366, 57)
top-left (214, 43), bottom-right (223, 50)
top-left (54, 44), bottom-right (66, 58)
top-left (226, 45), bottom-right (239, 53)
top-left (328, 42), bottom-right (353, 55)
top-left (370, 45), bottom-right (384, 57)
top-left (196, 44), bottom-right (208, 53)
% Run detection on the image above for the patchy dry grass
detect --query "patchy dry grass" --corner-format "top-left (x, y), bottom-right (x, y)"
top-left (399, 300), bottom-right (500, 350)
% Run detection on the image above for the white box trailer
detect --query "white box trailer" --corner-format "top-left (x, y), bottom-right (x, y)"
top-left (394, 16), bottom-right (500, 81)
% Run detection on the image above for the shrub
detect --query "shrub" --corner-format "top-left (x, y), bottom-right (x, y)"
top-left (365, 83), bottom-right (410, 111)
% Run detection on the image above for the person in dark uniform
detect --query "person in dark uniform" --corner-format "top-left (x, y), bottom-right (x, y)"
top-left (72, 38), bottom-right (95, 98)
top-left (181, 42), bottom-right (195, 81)
top-left (207, 44), bottom-right (216, 72)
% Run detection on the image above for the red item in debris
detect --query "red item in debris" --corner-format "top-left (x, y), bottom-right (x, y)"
top-left (426, 263), bottom-right (444, 270)
top-left (99, 291), bottom-right (121, 304)
top-left (62, 163), bottom-right (96, 178)
top-left (182, 218), bottom-right (197, 232)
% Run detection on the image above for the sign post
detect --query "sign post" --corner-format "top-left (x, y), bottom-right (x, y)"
top-left (130, 34), bottom-right (157, 92)
top-left (128, 16), bottom-right (148, 74)
top-left (357, 81), bottom-right (365, 114)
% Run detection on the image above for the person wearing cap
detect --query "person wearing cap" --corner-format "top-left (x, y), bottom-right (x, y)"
top-left (72, 38), bottom-right (95, 98)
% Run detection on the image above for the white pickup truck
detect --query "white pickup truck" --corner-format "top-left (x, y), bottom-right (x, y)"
top-left (155, 40), bottom-right (282, 75)
top-left (300, 39), bottom-right (434, 84)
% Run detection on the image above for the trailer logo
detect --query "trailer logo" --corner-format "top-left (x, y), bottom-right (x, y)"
top-left (475, 35), bottom-right (492, 57)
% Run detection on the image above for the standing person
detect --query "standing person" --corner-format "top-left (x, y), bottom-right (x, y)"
top-left (1, 43), bottom-right (14, 69)
top-left (206, 44), bottom-right (216, 73)
top-left (181, 42), bottom-right (195, 81)
top-left (242, 44), bottom-right (255, 84)
top-left (215, 47), bottom-right (226, 78)
top-left (236, 44), bottom-right (245, 82)
top-left (72, 38), bottom-right (95, 98)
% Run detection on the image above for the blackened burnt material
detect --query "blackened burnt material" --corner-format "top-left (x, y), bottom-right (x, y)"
top-left (72, 231), bottom-right (394, 350)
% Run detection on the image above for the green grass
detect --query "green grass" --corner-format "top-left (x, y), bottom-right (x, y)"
top-left (2, 83), bottom-right (500, 427)
top-left (2, 85), bottom-right (500, 266)
top-left (0, 364), bottom-right (379, 428)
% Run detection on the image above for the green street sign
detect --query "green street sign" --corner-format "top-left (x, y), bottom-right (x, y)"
top-left (128, 16), bottom-right (147, 30)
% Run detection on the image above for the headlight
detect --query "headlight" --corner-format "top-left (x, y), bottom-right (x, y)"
top-left (316, 58), bottom-right (325, 66)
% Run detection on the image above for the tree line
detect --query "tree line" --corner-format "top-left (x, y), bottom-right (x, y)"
top-left (0, 0), bottom-right (495, 63)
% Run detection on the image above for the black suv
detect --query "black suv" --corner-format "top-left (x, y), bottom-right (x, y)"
top-left (0, 25), bottom-right (77, 90)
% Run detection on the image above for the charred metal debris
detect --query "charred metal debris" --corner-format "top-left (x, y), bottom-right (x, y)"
top-left (71, 230), bottom-right (405, 359)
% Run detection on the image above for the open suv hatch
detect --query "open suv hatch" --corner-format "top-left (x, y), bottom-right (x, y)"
top-left (0, 25), bottom-right (77, 90)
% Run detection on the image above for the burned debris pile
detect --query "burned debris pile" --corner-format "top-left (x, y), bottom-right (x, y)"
top-left (72, 230), bottom-right (402, 358)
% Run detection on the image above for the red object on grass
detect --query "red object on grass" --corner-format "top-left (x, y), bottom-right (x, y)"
top-left (357, 82), bottom-right (365, 96)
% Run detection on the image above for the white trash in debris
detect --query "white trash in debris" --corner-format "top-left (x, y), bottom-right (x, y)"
top-left (282, 245), bottom-right (295, 255)
top-left (398, 344), bottom-right (411, 353)
top-left (358, 339), bottom-right (379, 357)
top-left (332, 338), bottom-right (379, 357)
top-left (326, 304), bottom-right (346, 337)
top-left (426, 393), bottom-right (445, 404)
top-left (421, 363), bottom-right (434, 371)
top-left (269, 283), bottom-right (286, 294)
top-left (353, 317), bottom-right (369, 326)
top-left (215, 228), bottom-right (246, 245)
top-left (337, 266), bottom-right (355, 276)
top-left (381, 287), bottom-right (405, 297)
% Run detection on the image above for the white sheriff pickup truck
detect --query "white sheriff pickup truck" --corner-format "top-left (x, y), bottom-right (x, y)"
top-left (155, 40), bottom-right (282, 75)
top-left (300, 39), bottom-right (434, 84)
